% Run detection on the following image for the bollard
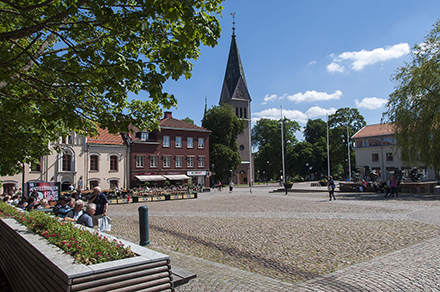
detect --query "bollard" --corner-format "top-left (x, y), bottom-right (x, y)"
top-left (139, 206), bottom-right (150, 246)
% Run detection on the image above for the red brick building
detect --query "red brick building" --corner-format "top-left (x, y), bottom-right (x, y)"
top-left (127, 112), bottom-right (211, 189)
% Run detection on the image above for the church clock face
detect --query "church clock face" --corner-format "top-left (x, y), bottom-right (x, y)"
top-left (238, 91), bottom-right (244, 98)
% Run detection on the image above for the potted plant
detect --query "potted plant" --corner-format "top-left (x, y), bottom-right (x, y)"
top-left (319, 178), bottom-right (328, 186)
top-left (283, 178), bottom-right (294, 189)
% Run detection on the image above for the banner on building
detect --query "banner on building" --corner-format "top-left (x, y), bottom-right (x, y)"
top-left (27, 182), bottom-right (61, 202)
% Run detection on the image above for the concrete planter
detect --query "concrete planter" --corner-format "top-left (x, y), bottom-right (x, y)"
top-left (0, 218), bottom-right (174, 292)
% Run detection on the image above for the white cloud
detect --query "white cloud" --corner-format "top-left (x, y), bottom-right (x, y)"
top-left (262, 94), bottom-right (278, 105)
top-left (327, 62), bottom-right (345, 73)
top-left (283, 90), bottom-right (342, 103)
top-left (252, 106), bottom-right (336, 124)
top-left (355, 97), bottom-right (388, 110)
top-left (263, 90), bottom-right (342, 104)
top-left (309, 60), bottom-right (316, 65)
top-left (306, 106), bottom-right (337, 118)
top-left (328, 43), bottom-right (410, 72)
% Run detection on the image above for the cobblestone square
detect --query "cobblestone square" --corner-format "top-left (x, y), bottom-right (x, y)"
top-left (108, 183), bottom-right (440, 291)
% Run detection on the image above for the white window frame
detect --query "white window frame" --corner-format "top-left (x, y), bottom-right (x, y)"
top-left (150, 156), bottom-right (158, 168)
top-left (141, 132), bottom-right (149, 141)
top-left (198, 157), bottom-right (205, 168)
top-left (176, 136), bottom-right (182, 148)
top-left (187, 137), bottom-right (193, 148)
top-left (163, 135), bottom-right (170, 147)
top-left (198, 138), bottom-right (204, 149)
top-left (176, 156), bottom-right (183, 168)
top-left (187, 156), bottom-right (194, 168)
top-left (163, 156), bottom-right (170, 168)
top-left (136, 156), bottom-right (144, 168)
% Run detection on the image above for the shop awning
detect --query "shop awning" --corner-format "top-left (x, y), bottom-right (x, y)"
top-left (163, 174), bottom-right (190, 180)
top-left (135, 175), bottom-right (166, 182)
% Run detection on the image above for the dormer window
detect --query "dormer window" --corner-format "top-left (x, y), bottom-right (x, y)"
top-left (141, 132), bottom-right (149, 141)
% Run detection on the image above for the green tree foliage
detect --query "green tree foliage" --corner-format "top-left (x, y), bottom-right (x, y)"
top-left (0, 0), bottom-right (222, 175)
top-left (202, 104), bottom-right (245, 181)
top-left (285, 119), bottom-right (327, 179)
top-left (383, 19), bottom-right (440, 169)
top-left (182, 117), bottom-right (195, 125)
top-left (252, 118), bottom-right (300, 181)
top-left (328, 108), bottom-right (366, 178)
top-left (304, 118), bottom-right (327, 145)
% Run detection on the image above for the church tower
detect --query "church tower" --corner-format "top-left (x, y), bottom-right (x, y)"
top-left (219, 16), bottom-right (253, 185)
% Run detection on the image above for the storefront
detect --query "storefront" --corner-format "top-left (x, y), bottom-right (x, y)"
top-left (187, 171), bottom-right (208, 187)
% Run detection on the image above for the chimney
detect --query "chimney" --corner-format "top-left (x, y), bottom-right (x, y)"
top-left (164, 111), bottom-right (172, 119)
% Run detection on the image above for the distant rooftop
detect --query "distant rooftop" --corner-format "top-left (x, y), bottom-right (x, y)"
top-left (351, 123), bottom-right (394, 139)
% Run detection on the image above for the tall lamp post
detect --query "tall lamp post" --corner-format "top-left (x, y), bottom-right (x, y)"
top-left (211, 164), bottom-right (214, 187)
top-left (266, 161), bottom-right (269, 185)
top-left (347, 121), bottom-right (352, 181)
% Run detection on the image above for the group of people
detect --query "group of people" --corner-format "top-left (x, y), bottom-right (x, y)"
top-left (2, 188), bottom-right (50, 212)
top-left (3, 186), bottom-right (109, 229)
top-left (377, 177), bottom-right (399, 198)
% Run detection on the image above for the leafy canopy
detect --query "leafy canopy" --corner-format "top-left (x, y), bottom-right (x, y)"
top-left (0, 0), bottom-right (223, 175)
top-left (252, 118), bottom-right (300, 180)
top-left (383, 19), bottom-right (440, 169)
top-left (202, 104), bottom-right (245, 181)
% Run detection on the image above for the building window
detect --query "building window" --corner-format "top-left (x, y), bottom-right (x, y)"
top-left (364, 140), bottom-right (368, 147)
top-left (68, 135), bottom-right (73, 144)
top-left (136, 156), bottom-right (144, 168)
top-left (187, 137), bottom-right (193, 148)
top-left (141, 132), bottom-right (149, 141)
top-left (386, 152), bottom-right (394, 162)
top-left (372, 153), bottom-right (379, 162)
top-left (198, 157), bottom-right (205, 168)
top-left (187, 157), bottom-right (194, 168)
top-left (90, 155), bottom-right (99, 171)
top-left (163, 135), bottom-right (170, 147)
top-left (163, 156), bottom-right (170, 168)
top-left (235, 107), bottom-right (238, 117)
top-left (176, 156), bottom-right (182, 168)
top-left (150, 156), bottom-right (157, 168)
top-left (244, 107), bottom-right (247, 119)
top-left (175, 136), bottom-right (182, 148)
top-left (110, 155), bottom-right (118, 171)
top-left (110, 180), bottom-right (118, 189)
top-left (31, 157), bottom-right (42, 172)
top-left (62, 154), bottom-right (72, 171)
top-left (89, 180), bottom-right (99, 189)
top-left (198, 138), bottom-right (204, 149)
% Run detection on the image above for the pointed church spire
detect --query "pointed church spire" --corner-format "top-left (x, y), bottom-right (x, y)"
top-left (219, 13), bottom-right (250, 104)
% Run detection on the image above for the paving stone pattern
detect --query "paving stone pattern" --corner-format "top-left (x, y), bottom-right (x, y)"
top-left (108, 182), bottom-right (440, 291)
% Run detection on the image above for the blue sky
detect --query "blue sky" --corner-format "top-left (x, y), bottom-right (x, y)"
top-left (155, 0), bottom-right (440, 138)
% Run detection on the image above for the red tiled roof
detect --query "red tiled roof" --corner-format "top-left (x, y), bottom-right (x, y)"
top-left (87, 127), bottom-right (125, 145)
top-left (351, 123), bottom-right (394, 139)
top-left (159, 116), bottom-right (210, 132)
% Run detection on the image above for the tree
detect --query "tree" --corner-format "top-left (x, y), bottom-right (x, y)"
top-left (304, 118), bottom-right (327, 145)
top-left (383, 19), bottom-right (440, 169)
top-left (202, 104), bottom-right (245, 181)
top-left (328, 108), bottom-right (366, 178)
top-left (182, 117), bottom-right (195, 125)
top-left (0, 0), bottom-right (222, 175)
top-left (252, 118), bottom-right (300, 180)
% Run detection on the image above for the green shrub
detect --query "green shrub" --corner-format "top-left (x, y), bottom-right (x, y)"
top-left (0, 202), bottom-right (136, 265)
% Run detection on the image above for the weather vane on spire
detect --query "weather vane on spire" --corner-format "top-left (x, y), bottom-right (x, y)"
top-left (231, 12), bottom-right (236, 36)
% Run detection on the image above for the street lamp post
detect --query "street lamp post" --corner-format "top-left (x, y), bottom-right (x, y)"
top-left (266, 161), bottom-right (269, 185)
top-left (211, 163), bottom-right (214, 187)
